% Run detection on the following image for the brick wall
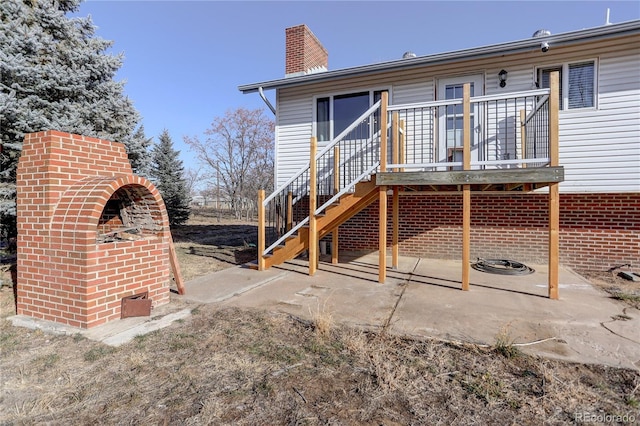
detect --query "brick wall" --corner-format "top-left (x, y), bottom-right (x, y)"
top-left (285, 24), bottom-right (328, 76)
top-left (16, 131), bottom-right (171, 328)
top-left (338, 192), bottom-right (639, 271)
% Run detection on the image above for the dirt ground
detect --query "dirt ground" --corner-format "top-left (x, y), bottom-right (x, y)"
top-left (0, 208), bottom-right (639, 424)
top-left (170, 208), bottom-right (258, 282)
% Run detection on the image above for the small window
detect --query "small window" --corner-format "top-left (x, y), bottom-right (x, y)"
top-left (567, 62), bottom-right (594, 109)
top-left (316, 97), bottom-right (330, 142)
top-left (538, 61), bottom-right (595, 110)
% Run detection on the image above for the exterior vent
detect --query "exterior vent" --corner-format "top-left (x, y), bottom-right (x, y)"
top-left (532, 29), bottom-right (551, 38)
top-left (402, 51), bottom-right (417, 59)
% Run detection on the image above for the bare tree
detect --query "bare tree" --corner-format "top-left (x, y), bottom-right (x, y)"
top-left (184, 108), bottom-right (274, 219)
top-left (183, 166), bottom-right (206, 199)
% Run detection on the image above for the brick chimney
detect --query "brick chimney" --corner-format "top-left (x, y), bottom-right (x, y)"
top-left (285, 24), bottom-right (328, 77)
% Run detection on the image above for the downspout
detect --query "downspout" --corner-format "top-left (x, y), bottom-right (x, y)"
top-left (259, 87), bottom-right (276, 115)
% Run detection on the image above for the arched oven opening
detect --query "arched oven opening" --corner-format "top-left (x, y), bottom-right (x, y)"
top-left (97, 185), bottom-right (164, 243)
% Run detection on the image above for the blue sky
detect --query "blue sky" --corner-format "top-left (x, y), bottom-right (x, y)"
top-left (74, 0), bottom-right (640, 170)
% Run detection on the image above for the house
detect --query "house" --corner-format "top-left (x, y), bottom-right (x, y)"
top-left (239, 21), bottom-right (640, 297)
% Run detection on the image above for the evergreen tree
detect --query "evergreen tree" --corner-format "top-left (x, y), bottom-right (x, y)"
top-left (129, 124), bottom-right (153, 177)
top-left (0, 0), bottom-right (142, 240)
top-left (150, 130), bottom-right (190, 226)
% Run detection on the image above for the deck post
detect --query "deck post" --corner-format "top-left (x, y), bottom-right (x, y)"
top-left (332, 146), bottom-right (340, 264)
top-left (548, 72), bottom-right (560, 300)
top-left (333, 146), bottom-right (340, 194)
top-left (392, 186), bottom-right (399, 269)
top-left (392, 112), bottom-right (399, 172)
top-left (391, 111), bottom-right (399, 268)
top-left (519, 109), bottom-right (527, 169)
top-left (462, 83), bottom-right (471, 291)
top-left (286, 191), bottom-right (293, 232)
top-left (379, 92), bottom-right (388, 282)
top-left (399, 119), bottom-right (406, 172)
top-left (257, 189), bottom-right (265, 271)
top-left (309, 137), bottom-right (318, 276)
top-left (380, 92), bottom-right (388, 172)
top-left (379, 186), bottom-right (387, 283)
top-left (331, 228), bottom-right (339, 264)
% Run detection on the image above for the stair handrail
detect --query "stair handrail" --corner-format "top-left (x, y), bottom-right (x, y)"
top-left (314, 100), bottom-right (382, 160)
top-left (262, 99), bottom-right (382, 207)
top-left (260, 99), bottom-right (384, 257)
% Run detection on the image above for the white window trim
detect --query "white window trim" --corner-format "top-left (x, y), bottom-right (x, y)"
top-left (535, 58), bottom-right (598, 111)
top-left (312, 87), bottom-right (392, 141)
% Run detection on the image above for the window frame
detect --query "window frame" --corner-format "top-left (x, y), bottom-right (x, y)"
top-left (536, 59), bottom-right (598, 111)
top-left (313, 87), bottom-right (391, 142)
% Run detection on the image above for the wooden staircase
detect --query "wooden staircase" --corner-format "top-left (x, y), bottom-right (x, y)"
top-left (260, 176), bottom-right (378, 269)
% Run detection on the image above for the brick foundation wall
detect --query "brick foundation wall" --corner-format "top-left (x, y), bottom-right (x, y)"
top-left (16, 131), bottom-right (171, 328)
top-left (338, 192), bottom-right (639, 271)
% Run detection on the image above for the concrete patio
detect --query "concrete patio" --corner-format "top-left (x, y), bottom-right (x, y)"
top-left (182, 251), bottom-right (640, 370)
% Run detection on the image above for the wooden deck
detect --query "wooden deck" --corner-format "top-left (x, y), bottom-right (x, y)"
top-left (376, 166), bottom-right (564, 192)
top-left (258, 73), bottom-right (563, 299)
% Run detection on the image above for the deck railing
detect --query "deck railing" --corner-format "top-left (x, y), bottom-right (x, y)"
top-left (386, 88), bottom-right (552, 171)
top-left (522, 93), bottom-right (551, 168)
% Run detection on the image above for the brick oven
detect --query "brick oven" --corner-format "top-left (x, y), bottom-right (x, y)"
top-left (16, 130), bottom-right (172, 328)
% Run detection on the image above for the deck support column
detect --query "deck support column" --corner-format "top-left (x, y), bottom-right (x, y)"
top-left (378, 92), bottom-right (389, 283)
top-left (332, 147), bottom-right (340, 264)
top-left (257, 189), bottom-right (265, 271)
top-left (309, 137), bottom-right (318, 276)
top-left (548, 71), bottom-right (560, 299)
top-left (391, 112), bottom-right (400, 269)
top-left (392, 187), bottom-right (399, 269)
top-left (462, 83), bottom-right (471, 291)
top-left (379, 186), bottom-right (387, 283)
top-left (331, 229), bottom-right (339, 264)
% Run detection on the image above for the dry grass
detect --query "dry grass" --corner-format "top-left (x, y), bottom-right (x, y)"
top-left (1, 294), bottom-right (638, 425)
top-left (577, 269), bottom-right (640, 310)
top-left (1, 210), bottom-right (639, 424)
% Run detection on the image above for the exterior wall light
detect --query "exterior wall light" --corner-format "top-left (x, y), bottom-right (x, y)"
top-left (498, 69), bottom-right (508, 88)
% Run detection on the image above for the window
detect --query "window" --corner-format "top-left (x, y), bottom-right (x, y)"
top-left (333, 92), bottom-right (369, 137)
top-left (316, 97), bottom-right (330, 141)
top-left (315, 90), bottom-right (386, 141)
top-left (538, 61), bottom-right (596, 110)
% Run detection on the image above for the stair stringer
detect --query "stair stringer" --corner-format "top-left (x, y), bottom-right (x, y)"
top-left (263, 177), bottom-right (379, 269)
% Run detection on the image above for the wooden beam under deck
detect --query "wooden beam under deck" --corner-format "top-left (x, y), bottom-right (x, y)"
top-left (376, 167), bottom-right (564, 188)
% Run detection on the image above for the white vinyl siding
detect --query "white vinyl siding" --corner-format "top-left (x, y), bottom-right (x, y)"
top-left (557, 52), bottom-right (640, 193)
top-left (275, 92), bottom-right (313, 187)
top-left (274, 34), bottom-right (640, 192)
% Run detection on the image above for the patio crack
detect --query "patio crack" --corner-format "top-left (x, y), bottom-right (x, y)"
top-left (381, 258), bottom-right (420, 333)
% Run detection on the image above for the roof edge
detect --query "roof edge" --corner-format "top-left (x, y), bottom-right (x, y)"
top-left (239, 19), bottom-right (640, 94)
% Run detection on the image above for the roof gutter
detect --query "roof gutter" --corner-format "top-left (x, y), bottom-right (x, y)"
top-left (239, 19), bottom-right (640, 94)
top-left (259, 86), bottom-right (276, 115)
